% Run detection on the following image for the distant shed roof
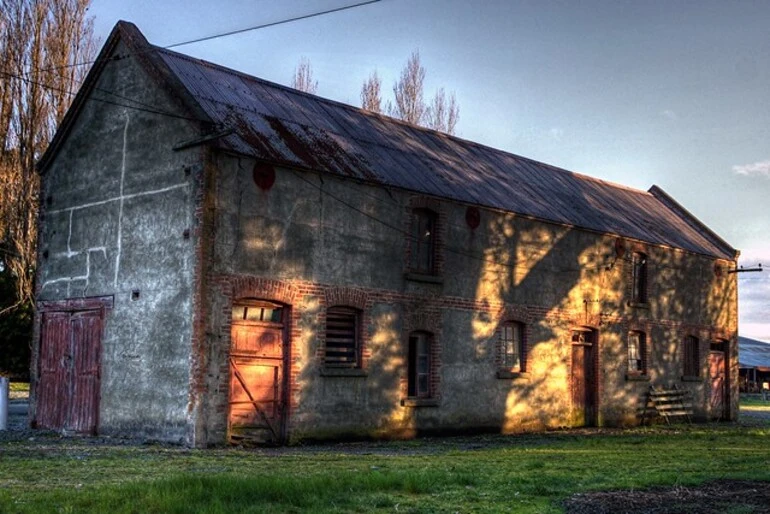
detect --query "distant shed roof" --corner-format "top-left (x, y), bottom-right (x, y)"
top-left (739, 337), bottom-right (770, 371)
top-left (44, 22), bottom-right (738, 261)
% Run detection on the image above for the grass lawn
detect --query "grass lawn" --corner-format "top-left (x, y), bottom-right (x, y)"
top-left (6, 382), bottom-right (29, 401)
top-left (8, 382), bottom-right (29, 393)
top-left (740, 394), bottom-right (770, 407)
top-left (1, 424), bottom-right (769, 513)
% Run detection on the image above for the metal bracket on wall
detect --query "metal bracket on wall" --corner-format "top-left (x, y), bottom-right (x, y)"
top-left (173, 128), bottom-right (235, 151)
top-left (727, 264), bottom-right (763, 274)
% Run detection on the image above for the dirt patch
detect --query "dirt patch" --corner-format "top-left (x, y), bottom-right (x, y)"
top-left (564, 480), bottom-right (770, 513)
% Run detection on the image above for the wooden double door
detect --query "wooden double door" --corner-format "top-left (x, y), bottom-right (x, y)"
top-left (37, 299), bottom-right (110, 433)
top-left (228, 300), bottom-right (288, 445)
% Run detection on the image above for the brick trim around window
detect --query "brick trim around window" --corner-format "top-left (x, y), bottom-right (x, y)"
top-left (400, 306), bottom-right (442, 405)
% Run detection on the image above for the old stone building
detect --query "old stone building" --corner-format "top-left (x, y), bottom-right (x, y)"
top-left (32, 22), bottom-right (739, 446)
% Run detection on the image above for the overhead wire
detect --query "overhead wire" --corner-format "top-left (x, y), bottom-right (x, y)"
top-left (22, 0), bottom-right (382, 78)
top-left (164, 0), bottom-right (381, 49)
top-left (5, 66), bottom-right (741, 279)
top-left (0, 69), bottom-right (209, 124)
top-left (7, 1), bottom-right (746, 279)
top-left (292, 168), bottom-right (742, 276)
top-left (292, 169), bottom-right (626, 274)
top-left (4, 1), bottom-right (383, 127)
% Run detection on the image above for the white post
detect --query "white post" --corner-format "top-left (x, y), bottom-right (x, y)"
top-left (0, 377), bottom-right (8, 431)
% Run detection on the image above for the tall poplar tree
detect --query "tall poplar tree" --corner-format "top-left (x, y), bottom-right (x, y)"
top-left (0, 0), bottom-right (96, 312)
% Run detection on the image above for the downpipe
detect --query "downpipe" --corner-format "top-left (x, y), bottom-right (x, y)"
top-left (0, 376), bottom-right (8, 430)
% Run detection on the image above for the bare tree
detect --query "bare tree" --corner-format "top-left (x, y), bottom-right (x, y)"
top-left (360, 70), bottom-right (382, 113)
top-left (373, 50), bottom-right (460, 134)
top-left (426, 88), bottom-right (459, 135)
top-left (0, 0), bottom-right (96, 312)
top-left (389, 50), bottom-right (425, 125)
top-left (291, 57), bottom-right (318, 94)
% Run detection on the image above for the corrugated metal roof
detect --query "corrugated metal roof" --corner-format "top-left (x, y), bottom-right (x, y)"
top-left (157, 46), bottom-right (736, 260)
top-left (739, 337), bottom-right (770, 370)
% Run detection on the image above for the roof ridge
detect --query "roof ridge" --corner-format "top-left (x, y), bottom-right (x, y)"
top-left (156, 45), bottom-right (657, 199)
top-left (102, 23), bottom-right (735, 260)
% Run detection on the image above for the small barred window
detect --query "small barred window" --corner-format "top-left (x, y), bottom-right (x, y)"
top-left (324, 307), bottom-right (360, 368)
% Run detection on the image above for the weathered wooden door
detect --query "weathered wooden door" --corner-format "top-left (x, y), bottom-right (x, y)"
top-left (37, 312), bottom-right (70, 429)
top-left (229, 301), bottom-right (287, 444)
top-left (709, 350), bottom-right (727, 420)
top-left (571, 329), bottom-right (597, 427)
top-left (37, 309), bottom-right (103, 433)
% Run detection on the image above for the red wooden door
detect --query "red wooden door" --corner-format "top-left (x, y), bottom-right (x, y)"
top-left (709, 350), bottom-right (726, 420)
top-left (37, 309), bottom-right (102, 433)
top-left (229, 302), bottom-right (286, 444)
top-left (37, 312), bottom-right (70, 429)
top-left (68, 311), bottom-right (102, 432)
top-left (571, 330), bottom-right (597, 427)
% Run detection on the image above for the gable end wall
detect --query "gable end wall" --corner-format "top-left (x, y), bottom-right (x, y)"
top-left (33, 40), bottom-right (204, 443)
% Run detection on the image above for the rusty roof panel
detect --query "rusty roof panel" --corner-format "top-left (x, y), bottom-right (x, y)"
top-left (155, 47), bottom-right (736, 260)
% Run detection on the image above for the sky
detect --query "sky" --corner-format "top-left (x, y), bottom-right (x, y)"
top-left (88, 0), bottom-right (769, 341)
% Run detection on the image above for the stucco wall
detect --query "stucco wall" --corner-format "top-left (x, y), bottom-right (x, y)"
top-left (200, 154), bottom-right (738, 444)
top-left (35, 41), bottom-right (202, 443)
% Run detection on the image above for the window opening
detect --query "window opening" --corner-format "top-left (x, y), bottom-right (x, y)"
top-left (500, 321), bottom-right (524, 371)
top-left (231, 302), bottom-right (283, 323)
top-left (628, 331), bottom-right (646, 374)
top-left (325, 307), bottom-right (359, 368)
top-left (632, 252), bottom-right (648, 303)
top-left (408, 332), bottom-right (431, 398)
top-left (684, 335), bottom-right (700, 377)
top-left (571, 328), bottom-right (595, 345)
top-left (410, 208), bottom-right (436, 274)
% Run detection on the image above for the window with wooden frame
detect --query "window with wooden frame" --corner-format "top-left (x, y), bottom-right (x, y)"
top-left (627, 331), bottom-right (647, 375)
top-left (409, 208), bottom-right (437, 274)
top-left (408, 331), bottom-right (432, 398)
top-left (324, 307), bottom-right (360, 368)
top-left (231, 302), bottom-right (283, 323)
top-left (631, 252), bottom-right (648, 304)
top-left (683, 335), bottom-right (700, 377)
top-left (499, 321), bottom-right (525, 372)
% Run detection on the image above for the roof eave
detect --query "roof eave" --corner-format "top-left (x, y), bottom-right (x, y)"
top-left (648, 185), bottom-right (739, 260)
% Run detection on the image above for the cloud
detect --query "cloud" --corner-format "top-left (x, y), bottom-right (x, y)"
top-left (661, 109), bottom-right (678, 121)
top-left (732, 159), bottom-right (770, 177)
top-left (741, 322), bottom-right (770, 343)
top-left (549, 128), bottom-right (564, 142)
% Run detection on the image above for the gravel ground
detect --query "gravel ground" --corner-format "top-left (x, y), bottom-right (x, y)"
top-left (3, 401), bottom-right (769, 446)
top-left (1, 400), bottom-right (34, 440)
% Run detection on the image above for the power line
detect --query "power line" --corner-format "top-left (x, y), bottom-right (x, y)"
top-left (5, 1), bottom-right (383, 125)
top-left (5, 56), bottom-right (743, 277)
top-left (165, 0), bottom-right (381, 49)
top-left (25, 0), bottom-right (382, 78)
top-left (292, 169), bottom-right (611, 274)
top-left (0, 70), bottom-right (209, 124)
top-left (291, 169), bottom-right (741, 277)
